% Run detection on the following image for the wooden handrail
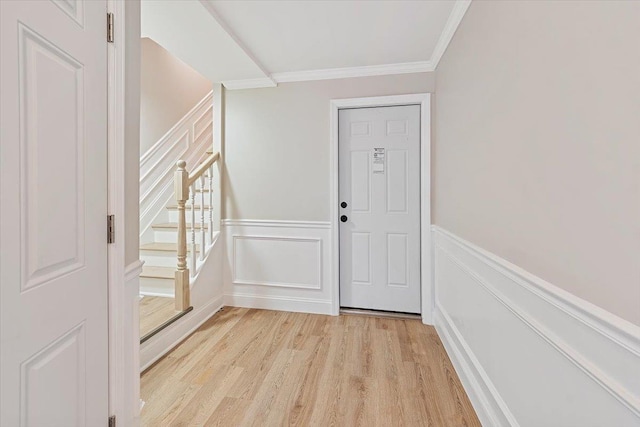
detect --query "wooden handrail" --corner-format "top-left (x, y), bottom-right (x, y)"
top-left (173, 151), bottom-right (221, 311)
top-left (188, 152), bottom-right (220, 186)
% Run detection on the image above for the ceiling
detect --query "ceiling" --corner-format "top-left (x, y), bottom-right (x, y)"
top-left (142, 0), bottom-right (471, 89)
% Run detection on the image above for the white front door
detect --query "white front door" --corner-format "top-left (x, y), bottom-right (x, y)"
top-left (339, 105), bottom-right (421, 314)
top-left (0, 1), bottom-right (109, 425)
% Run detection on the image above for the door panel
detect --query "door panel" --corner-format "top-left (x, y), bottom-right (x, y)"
top-left (351, 232), bottom-right (371, 284)
top-left (350, 151), bottom-right (371, 212)
top-left (339, 105), bottom-right (421, 313)
top-left (1, 1), bottom-right (109, 425)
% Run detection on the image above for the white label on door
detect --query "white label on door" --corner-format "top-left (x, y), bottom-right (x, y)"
top-left (373, 148), bottom-right (385, 174)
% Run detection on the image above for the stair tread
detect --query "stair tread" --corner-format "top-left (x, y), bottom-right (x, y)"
top-left (140, 266), bottom-right (175, 280)
top-left (140, 242), bottom-right (200, 252)
top-left (153, 222), bottom-right (210, 230)
top-left (166, 204), bottom-right (211, 210)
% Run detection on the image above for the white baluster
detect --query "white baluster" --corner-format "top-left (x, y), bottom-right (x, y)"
top-left (208, 165), bottom-right (213, 245)
top-left (199, 175), bottom-right (206, 260)
top-left (190, 182), bottom-right (196, 276)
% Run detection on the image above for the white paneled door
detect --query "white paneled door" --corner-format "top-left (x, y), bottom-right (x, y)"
top-left (339, 105), bottom-right (421, 313)
top-left (1, 1), bottom-right (109, 426)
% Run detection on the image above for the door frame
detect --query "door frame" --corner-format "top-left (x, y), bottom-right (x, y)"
top-left (107, 0), bottom-right (141, 424)
top-left (329, 94), bottom-right (433, 324)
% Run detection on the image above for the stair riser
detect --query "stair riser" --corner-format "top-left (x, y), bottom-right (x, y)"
top-left (140, 277), bottom-right (175, 298)
top-left (153, 229), bottom-right (179, 243)
top-left (153, 229), bottom-right (211, 243)
top-left (167, 209), bottom-right (214, 223)
top-left (140, 252), bottom-right (181, 268)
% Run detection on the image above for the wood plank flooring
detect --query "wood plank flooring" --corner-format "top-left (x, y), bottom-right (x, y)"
top-left (140, 307), bottom-right (480, 426)
top-left (140, 296), bottom-right (180, 337)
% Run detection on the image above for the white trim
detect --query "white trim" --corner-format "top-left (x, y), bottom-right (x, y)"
top-left (222, 77), bottom-right (277, 90)
top-left (224, 293), bottom-right (333, 316)
top-left (139, 135), bottom-right (212, 241)
top-left (222, 219), bottom-right (331, 229)
top-left (125, 260), bottom-right (144, 282)
top-left (329, 93), bottom-right (432, 322)
top-left (435, 304), bottom-right (519, 427)
top-left (433, 226), bottom-right (640, 354)
top-left (429, 0), bottom-right (471, 68)
top-left (139, 91), bottom-right (213, 165)
top-left (223, 221), bottom-right (332, 314)
top-left (271, 61), bottom-right (433, 84)
top-left (231, 235), bottom-right (323, 290)
top-left (433, 226), bottom-right (640, 425)
top-left (139, 290), bottom-right (173, 298)
top-left (106, 0), bottom-right (138, 424)
top-left (219, 0), bottom-right (471, 89)
top-left (139, 130), bottom-right (189, 188)
top-left (140, 295), bottom-right (224, 371)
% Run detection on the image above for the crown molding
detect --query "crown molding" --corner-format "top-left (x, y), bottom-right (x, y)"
top-left (271, 60), bottom-right (434, 84)
top-left (430, 0), bottom-right (471, 68)
top-left (218, 0), bottom-right (471, 90)
top-left (222, 77), bottom-right (277, 90)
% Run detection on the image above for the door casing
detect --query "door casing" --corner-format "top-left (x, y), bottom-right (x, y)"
top-left (329, 94), bottom-right (432, 324)
top-left (106, 0), bottom-right (141, 424)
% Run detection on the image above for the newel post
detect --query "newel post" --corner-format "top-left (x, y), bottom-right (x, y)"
top-left (174, 160), bottom-right (190, 311)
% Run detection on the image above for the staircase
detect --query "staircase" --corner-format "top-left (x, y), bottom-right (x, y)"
top-left (139, 152), bottom-right (219, 307)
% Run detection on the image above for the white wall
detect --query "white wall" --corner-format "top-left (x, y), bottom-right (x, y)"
top-left (434, 0), bottom-right (640, 326)
top-left (140, 38), bottom-right (212, 155)
top-left (223, 73), bottom-right (435, 222)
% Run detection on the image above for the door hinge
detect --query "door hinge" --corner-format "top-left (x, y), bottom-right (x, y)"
top-left (108, 415), bottom-right (116, 427)
top-left (107, 215), bottom-right (115, 244)
top-left (107, 13), bottom-right (114, 43)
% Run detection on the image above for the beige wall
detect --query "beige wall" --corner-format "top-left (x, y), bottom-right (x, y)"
top-left (223, 73), bottom-right (435, 221)
top-left (140, 38), bottom-right (212, 154)
top-left (434, 1), bottom-right (640, 325)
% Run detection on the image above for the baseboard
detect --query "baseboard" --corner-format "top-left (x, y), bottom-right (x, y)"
top-left (125, 259), bottom-right (144, 281)
top-left (138, 290), bottom-right (173, 298)
top-left (224, 293), bottom-right (333, 316)
top-left (435, 304), bottom-right (518, 427)
top-left (140, 294), bottom-right (223, 371)
top-left (432, 226), bottom-right (640, 426)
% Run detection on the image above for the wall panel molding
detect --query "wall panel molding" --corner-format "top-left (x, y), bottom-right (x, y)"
top-left (139, 91), bottom-right (213, 240)
top-left (432, 226), bottom-right (640, 426)
top-left (223, 220), bottom-right (332, 315)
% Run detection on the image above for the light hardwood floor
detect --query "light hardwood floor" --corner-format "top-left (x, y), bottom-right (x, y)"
top-left (139, 296), bottom-right (180, 337)
top-left (141, 307), bottom-right (481, 426)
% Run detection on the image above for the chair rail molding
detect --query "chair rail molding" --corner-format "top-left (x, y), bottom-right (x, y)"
top-left (431, 225), bottom-right (640, 427)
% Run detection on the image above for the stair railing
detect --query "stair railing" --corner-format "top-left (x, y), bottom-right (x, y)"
top-left (173, 152), bottom-right (220, 311)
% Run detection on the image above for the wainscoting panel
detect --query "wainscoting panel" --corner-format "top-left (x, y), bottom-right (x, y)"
top-left (223, 220), bottom-right (333, 315)
top-left (432, 226), bottom-right (640, 427)
top-left (139, 92), bottom-right (213, 239)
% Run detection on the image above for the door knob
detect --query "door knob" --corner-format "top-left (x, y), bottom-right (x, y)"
top-left (340, 215), bottom-right (348, 223)
top-left (341, 202), bottom-right (348, 208)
